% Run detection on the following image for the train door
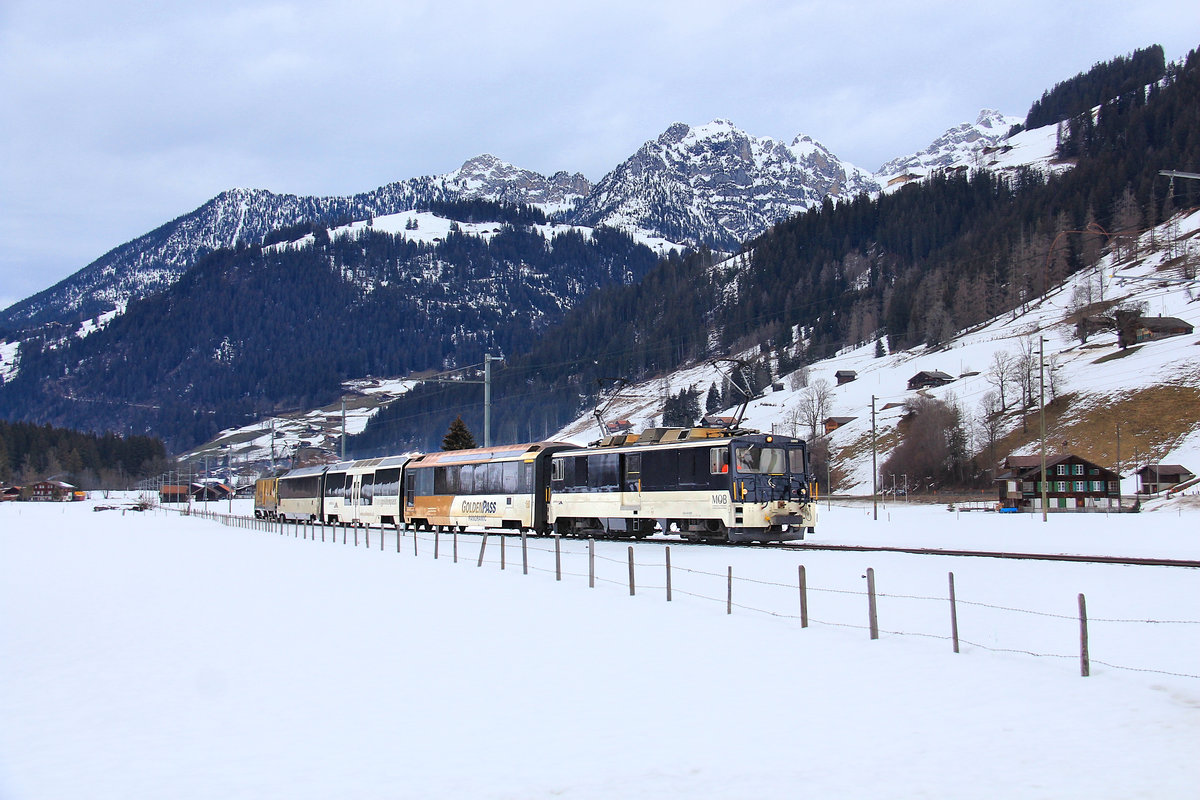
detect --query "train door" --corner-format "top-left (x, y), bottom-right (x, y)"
top-left (350, 475), bottom-right (362, 522)
top-left (621, 452), bottom-right (642, 513)
top-left (404, 471), bottom-right (416, 510)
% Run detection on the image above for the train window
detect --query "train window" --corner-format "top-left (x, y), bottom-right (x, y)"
top-left (375, 468), bottom-right (401, 497)
top-left (414, 468), bottom-right (434, 496)
top-left (324, 473), bottom-right (347, 498)
top-left (788, 448), bottom-right (806, 475)
top-left (551, 458), bottom-right (565, 483)
top-left (573, 456), bottom-right (589, 490)
top-left (710, 447), bottom-right (730, 475)
top-left (735, 446), bottom-right (786, 474)
top-left (588, 453), bottom-right (619, 490)
top-left (486, 462), bottom-right (503, 494)
top-left (640, 449), bottom-right (677, 491)
top-left (677, 448), bottom-right (710, 488)
top-left (521, 462), bottom-right (533, 493)
top-left (502, 461), bottom-right (519, 494)
top-left (360, 476), bottom-right (373, 503)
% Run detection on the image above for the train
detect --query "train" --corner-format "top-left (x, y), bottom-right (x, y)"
top-left (254, 426), bottom-right (817, 544)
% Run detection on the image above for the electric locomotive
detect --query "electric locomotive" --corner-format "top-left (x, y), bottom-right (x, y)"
top-left (548, 427), bottom-right (816, 543)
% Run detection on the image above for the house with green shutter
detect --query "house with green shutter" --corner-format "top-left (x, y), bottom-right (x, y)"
top-left (996, 453), bottom-right (1123, 512)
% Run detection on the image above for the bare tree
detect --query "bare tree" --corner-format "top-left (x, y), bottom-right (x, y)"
top-left (788, 364), bottom-right (810, 391)
top-left (798, 378), bottom-right (834, 442)
top-left (1047, 353), bottom-right (1066, 402)
top-left (1013, 337), bottom-right (1037, 431)
top-left (986, 350), bottom-right (1013, 411)
top-left (975, 390), bottom-right (1004, 465)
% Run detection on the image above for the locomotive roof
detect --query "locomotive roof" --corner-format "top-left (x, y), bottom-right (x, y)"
top-left (572, 429), bottom-right (803, 454)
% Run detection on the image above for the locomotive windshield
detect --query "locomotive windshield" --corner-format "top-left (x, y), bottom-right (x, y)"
top-left (735, 445), bottom-right (787, 474)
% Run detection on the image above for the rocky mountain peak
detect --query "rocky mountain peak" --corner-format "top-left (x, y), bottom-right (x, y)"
top-left (441, 155), bottom-right (590, 209)
top-left (876, 109), bottom-right (1022, 178)
top-left (569, 119), bottom-right (878, 247)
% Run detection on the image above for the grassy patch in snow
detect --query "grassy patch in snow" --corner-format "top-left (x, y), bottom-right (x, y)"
top-left (989, 385), bottom-right (1200, 470)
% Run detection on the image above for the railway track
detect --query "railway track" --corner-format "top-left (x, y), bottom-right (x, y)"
top-left (776, 541), bottom-right (1200, 568)
top-left (231, 510), bottom-right (1200, 568)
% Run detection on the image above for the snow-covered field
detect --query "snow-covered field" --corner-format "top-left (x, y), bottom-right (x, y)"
top-left (3, 498), bottom-right (1197, 799)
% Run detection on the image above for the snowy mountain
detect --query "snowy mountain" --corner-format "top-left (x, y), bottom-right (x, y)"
top-left (0, 161), bottom-right (592, 333)
top-left (442, 154), bottom-right (590, 214)
top-left (570, 119), bottom-right (880, 248)
top-left (876, 109), bottom-right (1023, 180)
top-left (0, 120), bottom-right (884, 335)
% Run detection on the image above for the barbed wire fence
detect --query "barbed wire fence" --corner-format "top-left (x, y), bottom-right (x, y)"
top-left (179, 505), bottom-right (1200, 681)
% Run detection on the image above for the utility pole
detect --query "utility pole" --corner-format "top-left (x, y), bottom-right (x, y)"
top-left (871, 394), bottom-right (878, 521)
top-left (340, 398), bottom-right (346, 460)
top-left (1039, 336), bottom-right (1048, 522)
top-left (1116, 422), bottom-right (1122, 512)
top-left (484, 354), bottom-right (498, 447)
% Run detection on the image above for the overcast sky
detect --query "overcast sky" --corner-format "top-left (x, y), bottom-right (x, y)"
top-left (1, 0), bottom-right (1196, 312)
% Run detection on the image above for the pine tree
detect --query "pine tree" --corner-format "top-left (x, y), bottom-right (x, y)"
top-left (705, 382), bottom-right (722, 414)
top-left (441, 416), bottom-right (477, 451)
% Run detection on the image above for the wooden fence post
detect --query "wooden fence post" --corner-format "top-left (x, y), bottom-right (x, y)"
top-left (477, 533), bottom-right (488, 567)
top-left (500, 535), bottom-right (506, 570)
top-left (434, 529), bottom-right (440, 559)
top-left (554, 535), bottom-right (562, 581)
top-left (866, 567), bottom-right (879, 640)
top-left (798, 564), bottom-right (808, 628)
top-left (949, 572), bottom-right (960, 653)
top-left (665, 546), bottom-right (672, 602)
top-left (453, 530), bottom-right (458, 563)
top-left (522, 531), bottom-right (528, 575)
top-left (627, 546), bottom-right (635, 596)
top-left (1079, 593), bottom-right (1090, 677)
top-left (395, 523), bottom-right (400, 553)
top-left (412, 527), bottom-right (418, 557)
top-left (588, 538), bottom-right (595, 588)
top-left (727, 567), bottom-right (733, 615)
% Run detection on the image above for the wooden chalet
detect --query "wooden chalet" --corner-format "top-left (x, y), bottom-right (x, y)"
top-left (1135, 316), bottom-right (1194, 343)
top-left (192, 483), bottom-right (233, 501)
top-left (907, 370), bottom-right (954, 390)
top-left (603, 419), bottom-right (634, 435)
top-left (834, 370), bottom-right (857, 385)
top-left (30, 480), bottom-right (78, 501)
top-left (1136, 465), bottom-right (1195, 495)
top-left (996, 453), bottom-right (1122, 512)
top-left (823, 416), bottom-right (857, 434)
top-left (1, 486), bottom-right (23, 502)
top-left (160, 484), bottom-right (192, 504)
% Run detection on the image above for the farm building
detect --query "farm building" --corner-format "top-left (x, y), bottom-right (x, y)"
top-left (907, 370), bottom-right (954, 390)
top-left (30, 480), bottom-right (79, 502)
top-left (1136, 465), bottom-right (1195, 495)
top-left (996, 454), bottom-right (1123, 512)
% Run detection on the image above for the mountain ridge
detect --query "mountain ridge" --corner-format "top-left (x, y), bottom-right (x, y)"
top-left (1, 114), bottom-right (1000, 333)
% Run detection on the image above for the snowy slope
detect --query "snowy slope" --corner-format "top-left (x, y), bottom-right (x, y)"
top-left (2, 500), bottom-right (1197, 799)
top-left (553, 207), bottom-right (1200, 493)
